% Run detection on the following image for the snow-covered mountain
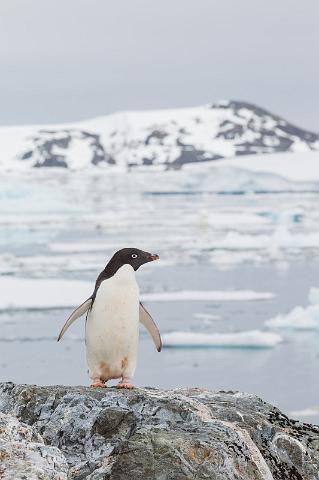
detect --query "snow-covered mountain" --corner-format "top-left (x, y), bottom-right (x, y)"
top-left (1, 100), bottom-right (318, 171)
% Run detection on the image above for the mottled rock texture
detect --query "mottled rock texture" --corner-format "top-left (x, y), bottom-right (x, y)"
top-left (0, 383), bottom-right (318, 479)
top-left (0, 412), bottom-right (68, 480)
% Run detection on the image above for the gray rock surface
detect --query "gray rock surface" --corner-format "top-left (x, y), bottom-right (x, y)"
top-left (0, 412), bottom-right (68, 480)
top-left (0, 382), bottom-right (318, 479)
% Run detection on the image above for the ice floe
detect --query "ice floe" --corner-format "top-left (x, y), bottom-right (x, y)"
top-left (265, 287), bottom-right (319, 330)
top-left (1, 153), bottom-right (319, 270)
top-left (162, 330), bottom-right (282, 348)
top-left (0, 277), bottom-right (275, 310)
top-left (0, 277), bottom-right (92, 310)
top-left (209, 227), bottom-right (319, 252)
top-left (145, 151), bottom-right (319, 193)
top-left (142, 290), bottom-right (274, 302)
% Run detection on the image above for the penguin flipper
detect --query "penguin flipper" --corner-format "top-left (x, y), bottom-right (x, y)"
top-left (57, 298), bottom-right (92, 341)
top-left (139, 302), bottom-right (162, 352)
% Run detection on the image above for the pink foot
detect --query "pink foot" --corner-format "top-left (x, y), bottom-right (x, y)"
top-left (90, 379), bottom-right (106, 388)
top-left (116, 379), bottom-right (134, 389)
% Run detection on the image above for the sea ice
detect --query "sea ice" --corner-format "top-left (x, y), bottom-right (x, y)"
top-left (265, 287), bottom-right (319, 330)
top-left (141, 290), bottom-right (274, 302)
top-left (221, 152), bottom-right (319, 183)
top-left (0, 277), bottom-right (92, 310)
top-left (0, 277), bottom-right (274, 310)
top-left (162, 330), bottom-right (282, 348)
top-left (265, 306), bottom-right (319, 330)
top-left (209, 227), bottom-right (319, 252)
top-left (48, 242), bottom-right (114, 253)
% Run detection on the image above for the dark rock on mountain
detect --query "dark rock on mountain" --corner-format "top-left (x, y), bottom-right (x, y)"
top-left (27, 129), bottom-right (114, 168)
top-left (3, 100), bottom-right (318, 171)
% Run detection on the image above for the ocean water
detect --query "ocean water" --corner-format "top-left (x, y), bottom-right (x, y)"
top-left (1, 169), bottom-right (319, 424)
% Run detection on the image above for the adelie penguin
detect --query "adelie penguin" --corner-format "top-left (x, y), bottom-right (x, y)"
top-left (57, 248), bottom-right (161, 389)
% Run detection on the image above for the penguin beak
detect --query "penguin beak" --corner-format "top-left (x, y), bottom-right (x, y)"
top-left (147, 253), bottom-right (159, 262)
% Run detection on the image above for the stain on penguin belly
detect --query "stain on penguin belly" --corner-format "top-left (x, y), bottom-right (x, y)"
top-left (85, 264), bottom-right (140, 383)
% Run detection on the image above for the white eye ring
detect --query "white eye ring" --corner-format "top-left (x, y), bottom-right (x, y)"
top-left (132, 254), bottom-right (138, 258)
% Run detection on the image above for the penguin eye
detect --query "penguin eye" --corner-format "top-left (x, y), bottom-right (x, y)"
top-left (131, 254), bottom-right (138, 259)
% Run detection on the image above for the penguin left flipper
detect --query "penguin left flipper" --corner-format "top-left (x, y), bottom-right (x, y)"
top-left (139, 302), bottom-right (162, 352)
top-left (57, 298), bottom-right (92, 341)
top-left (57, 298), bottom-right (162, 351)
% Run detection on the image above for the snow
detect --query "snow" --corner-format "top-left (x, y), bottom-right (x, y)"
top-left (221, 151), bottom-right (319, 183)
top-left (186, 152), bottom-right (319, 192)
top-left (1, 147), bottom-right (319, 195)
top-left (0, 100), bottom-right (318, 173)
top-left (162, 330), bottom-right (282, 348)
top-left (0, 277), bottom-right (274, 310)
top-left (265, 287), bottom-right (319, 330)
top-left (141, 290), bottom-right (274, 302)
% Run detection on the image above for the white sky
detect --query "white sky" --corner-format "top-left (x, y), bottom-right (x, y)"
top-left (0, 0), bottom-right (318, 130)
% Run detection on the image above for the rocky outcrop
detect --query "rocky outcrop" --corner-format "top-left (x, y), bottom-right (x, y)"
top-left (27, 129), bottom-right (114, 168)
top-left (0, 382), bottom-right (318, 479)
top-left (0, 412), bottom-right (68, 479)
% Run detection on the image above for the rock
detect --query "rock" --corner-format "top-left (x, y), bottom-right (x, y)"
top-left (0, 383), bottom-right (318, 479)
top-left (0, 412), bottom-right (68, 480)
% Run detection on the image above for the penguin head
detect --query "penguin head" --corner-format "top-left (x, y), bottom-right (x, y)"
top-left (109, 248), bottom-right (159, 271)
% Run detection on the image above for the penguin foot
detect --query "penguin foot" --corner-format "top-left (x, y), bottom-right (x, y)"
top-left (116, 379), bottom-right (134, 389)
top-left (90, 379), bottom-right (106, 388)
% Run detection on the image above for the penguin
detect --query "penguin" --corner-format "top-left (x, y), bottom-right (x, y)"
top-left (57, 248), bottom-right (161, 389)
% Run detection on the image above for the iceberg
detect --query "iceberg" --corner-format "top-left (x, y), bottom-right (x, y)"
top-left (265, 287), bottom-right (319, 330)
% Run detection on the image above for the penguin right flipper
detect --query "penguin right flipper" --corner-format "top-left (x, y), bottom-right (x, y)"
top-left (57, 298), bottom-right (92, 341)
top-left (139, 302), bottom-right (162, 352)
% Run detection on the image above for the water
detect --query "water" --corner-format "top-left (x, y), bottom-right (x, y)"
top-left (1, 170), bottom-right (319, 424)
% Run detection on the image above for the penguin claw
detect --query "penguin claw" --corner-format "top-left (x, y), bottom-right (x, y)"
top-left (116, 382), bottom-right (134, 389)
top-left (90, 381), bottom-right (106, 388)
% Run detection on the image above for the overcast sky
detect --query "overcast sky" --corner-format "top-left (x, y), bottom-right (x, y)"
top-left (0, 0), bottom-right (318, 130)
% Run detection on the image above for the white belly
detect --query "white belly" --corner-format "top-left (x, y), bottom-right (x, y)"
top-left (85, 264), bottom-right (139, 381)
